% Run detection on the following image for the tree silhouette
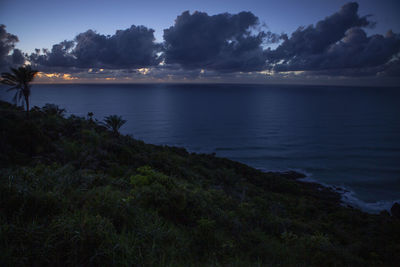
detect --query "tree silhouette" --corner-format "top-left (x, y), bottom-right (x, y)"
top-left (1, 65), bottom-right (38, 116)
top-left (42, 103), bottom-right (66, 117)
top-left (103, 115), bottom-right (127, 136)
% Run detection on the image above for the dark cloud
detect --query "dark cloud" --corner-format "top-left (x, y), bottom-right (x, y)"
top-left (268, 2), bottom-right (371, 61)
top-left (266, 2), bottom-right (400, 76)
top-left (381, 58), bottom-right (400, 77)
top-left (30, 40), bottom-right (76, 68)
top-left (163, 11), bottom-right (275, 72)
top-left (20, 2), bottom-right (400, 80)
top-left (11, 48), bottom-right (25, 65)
top-left (30, 25), bottom-right (161, 69)
top-left (0, 25), bottom-right (25, 71)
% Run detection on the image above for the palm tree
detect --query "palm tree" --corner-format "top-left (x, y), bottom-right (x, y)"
top-left (1, 65), bottom-right (39, 115)
top-left (103, 115), bottom-right (127, 136)
top-left (42, 103), bottom-right (66, 117)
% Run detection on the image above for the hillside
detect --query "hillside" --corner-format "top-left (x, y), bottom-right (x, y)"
top-left (0, 100), bottom-right (399, 266)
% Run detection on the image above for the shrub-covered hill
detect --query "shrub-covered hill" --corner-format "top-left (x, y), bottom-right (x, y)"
top-left (0, 100), bottom-right (399, 266)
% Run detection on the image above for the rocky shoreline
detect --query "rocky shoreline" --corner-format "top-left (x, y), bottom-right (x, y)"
top-left (268, 169), bottom-right (400, 219)
top-left (270, 170), bottom-right (342, 205)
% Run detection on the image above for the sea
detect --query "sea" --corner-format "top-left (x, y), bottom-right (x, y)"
top-left (1, 83), bottom-right (399, 213)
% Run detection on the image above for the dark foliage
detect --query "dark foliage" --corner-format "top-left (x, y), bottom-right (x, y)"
top-left (0, 100), bottom-right (399, 266)
top-left (103, 114), bottom-right (126, 136)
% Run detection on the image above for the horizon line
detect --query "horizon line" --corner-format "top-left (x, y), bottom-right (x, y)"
top-left (28, 81), bottom-right (400, 89)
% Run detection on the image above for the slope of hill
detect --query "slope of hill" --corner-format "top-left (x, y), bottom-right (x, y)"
top-left (0, 101), bottom-right (399, 266)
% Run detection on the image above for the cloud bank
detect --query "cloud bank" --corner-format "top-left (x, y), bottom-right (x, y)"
top-left (29, 25), bottom-right (161, 70)
top-left (163, 11), bottom-right (279, 72)
top-left (1, 2), bottom-right (399, 83)
top-left (266, 2), bottom-right (400, 76)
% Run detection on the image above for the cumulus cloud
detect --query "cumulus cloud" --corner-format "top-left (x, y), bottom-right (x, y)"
top-left (30, 40), bottom-right (76, 68)
top-left (163, 11), bottom-right (278, 72)
top-left (30, 25), bottom-right (161, 69)
top-left (20, 2), bottom-right (400, 81)
top-left (0, 25), bottom-right (25, 71)
top-left (381, 58), bottom-right (400, 77)
top-left (266, 2), bottom-right (400, 76)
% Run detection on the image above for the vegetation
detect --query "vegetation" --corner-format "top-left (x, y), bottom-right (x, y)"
top-left (1, 65), bottom-right (38, 115)
top-left (0, 100), bottom-right (399, 266)
top-left (103, 114), bottom-right (127, 136)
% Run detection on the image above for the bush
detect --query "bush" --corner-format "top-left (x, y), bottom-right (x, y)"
top-left (1, 101), bottom-right (399, 266)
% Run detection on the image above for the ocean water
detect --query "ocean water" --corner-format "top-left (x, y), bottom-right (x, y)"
top-left (1, 83), bottom-right (400, 212)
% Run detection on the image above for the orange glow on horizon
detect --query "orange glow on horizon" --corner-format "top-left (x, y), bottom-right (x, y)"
top-left (62, 74), bottom-right (78, 80)
top-left (36, 72), bottom-right (77, 81)
top-left (137, 68), bottom-right (150, 75)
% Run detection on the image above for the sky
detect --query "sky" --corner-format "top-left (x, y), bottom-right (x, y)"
top-left (1, 0), bottom-right (400, 85)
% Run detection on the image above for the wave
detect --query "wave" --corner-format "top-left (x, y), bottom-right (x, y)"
top-left (256, 169), bottom-right (398, 214)
top-left (339, 190), bottom-right (400, 214)
top-left (296, 175), bottom-right (399, 214)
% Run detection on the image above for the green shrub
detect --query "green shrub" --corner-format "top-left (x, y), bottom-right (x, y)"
top-left (83, 186), bottom-right (130, 231)
top-left (1, 101), bottom-right (400, 266)
top-left (47, 213), bottom-right (119, 266)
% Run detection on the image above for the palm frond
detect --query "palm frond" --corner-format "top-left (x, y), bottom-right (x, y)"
top-left (11, 90), bottom-right (24, 105)
top-left (103, 115), bottom-right (127, 135)
top-left (6, 86), bottom-right (20, 92)
top-left (1, 65), bottom-right (38, 111)
top-left (1, 73), bottom-right (18, 85)
top-left (1, 72), bottom-right (17, 79)
top-left (2, 80), bottom-right (17, 86)
top-left (12, 92), bottom-right (18, 104)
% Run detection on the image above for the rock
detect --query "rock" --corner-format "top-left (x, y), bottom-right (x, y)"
top-left (391, 202), bottom-right (400, 218)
